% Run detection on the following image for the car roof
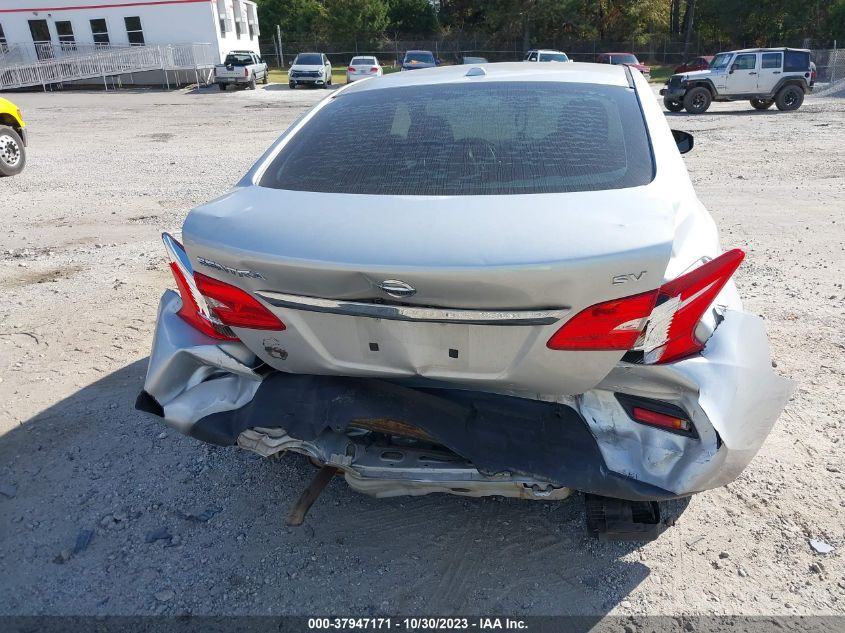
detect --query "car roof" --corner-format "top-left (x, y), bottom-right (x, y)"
top-left (602, 52), bottom-right (637, 55)
top-left (296, 51), bottom-right (324, 56)
top-left (341, 62), bottom-right (630, 94)
top-left (534, 49), bottom-right (566, 53)
top-left (405, 50), bottom-right (434, 54)
top-left (727, 47), bottom-right (811, 54)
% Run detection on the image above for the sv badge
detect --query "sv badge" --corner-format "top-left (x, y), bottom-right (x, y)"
top-left (612, 271), bottom-right (647, 285)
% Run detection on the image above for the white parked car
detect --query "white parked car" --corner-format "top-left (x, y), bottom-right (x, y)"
top-left (524, 49), bottom-right (571, 62)
top-left (288, 52), bottom-right (332, 89)
top-left (137, 63), bottom-right (793, 540)
top-left (346, 56), bottom-right (383, 83)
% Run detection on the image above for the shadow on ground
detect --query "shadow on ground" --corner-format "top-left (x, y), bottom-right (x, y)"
top-left (0, 360), bottom-right (665, 617)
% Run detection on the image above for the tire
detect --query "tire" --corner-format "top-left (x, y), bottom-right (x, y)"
top-left (683, 86), bottom-right (712, 114)
top-left (262, 70), bottom-right (269, 85)
top-left (289, 81), bottom-right (296, 89)
top-left (663, 97), bottom-right (684, 112)
top-left (0, 125), bottom-right (25, 177)
top-left (750, 98), bottom-right (774, 110)
top-left (775, 85), bottom-right (804, 111)
top-left (217, 83), bottom-right (227, 91)
top-left (248, 74), bottom-right (257, 90)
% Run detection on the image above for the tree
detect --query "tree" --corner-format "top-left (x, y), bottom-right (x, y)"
top-left (317, 0), bottom-right (391, 47)
top-left (255, 0), bottom-right (326, 38)
top-left (387, 0), bottom-right (440, 36)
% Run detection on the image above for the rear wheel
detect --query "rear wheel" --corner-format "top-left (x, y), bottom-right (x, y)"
top-left (683, 86), bottom-right (712, 114)
top-left (262, 70), bottom-right (269, 85)
top-left (217, 83), bottom-right (227, 91)
top-left (0, 125), bottom-right (25, 177)
top-left (750, 98), bottom-right (774, 110)
top-left (663, 97), bottom-right (684, 112)
top-left (248, 74), bottom-right (257, 90)
top-left (775, 85), bottom-right (804, 111)
top-left (289, 81), bottom-right (296, 89)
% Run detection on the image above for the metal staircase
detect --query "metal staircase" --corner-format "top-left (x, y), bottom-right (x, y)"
top-left (0, 43), bottom-right (216, 91)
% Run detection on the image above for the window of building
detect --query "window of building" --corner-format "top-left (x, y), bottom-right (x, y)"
top-left (124, 16), bottom-right (144, 45)
top-left (90, 19), bottom-right (110, 46)
top-left (56, 21), bottom-right (76, 51)
top-left (0, 23), bottom-right (7, 53)
top-left (233, 0), bottom-right (243, 38)
top-left (247, 4), bottom-right (258, 39)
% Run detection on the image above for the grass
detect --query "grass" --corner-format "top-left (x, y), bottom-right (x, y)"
top-left (648, 64), bottom-right (675, 84)
top-left (268, 65), bottom-right (400, 86)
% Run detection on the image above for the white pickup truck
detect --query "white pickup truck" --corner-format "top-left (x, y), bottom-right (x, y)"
top-left (214, 50), bottom-right (269, 90)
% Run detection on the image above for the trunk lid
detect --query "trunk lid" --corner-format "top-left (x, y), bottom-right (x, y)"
top-left (183, 186), bottom-right (676, 395)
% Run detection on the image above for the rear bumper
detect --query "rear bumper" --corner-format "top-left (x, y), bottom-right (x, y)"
top-left (137, 290), bottom-right (793, 502)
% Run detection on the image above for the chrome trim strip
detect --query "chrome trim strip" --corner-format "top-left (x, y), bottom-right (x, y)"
top-left (255, 290), bottom-right (568, 326)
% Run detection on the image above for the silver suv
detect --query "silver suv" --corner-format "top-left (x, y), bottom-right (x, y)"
top-left (661, 47), bottom-right (813, 114)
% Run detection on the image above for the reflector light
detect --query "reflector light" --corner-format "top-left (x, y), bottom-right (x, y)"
top-left (631, 406), bottom-right (691, 432)
top-left (546, 249), bottom-right (744, 363)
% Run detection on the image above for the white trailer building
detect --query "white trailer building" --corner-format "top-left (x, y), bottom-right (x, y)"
top-left (0, 0), bottom-right (263, 90)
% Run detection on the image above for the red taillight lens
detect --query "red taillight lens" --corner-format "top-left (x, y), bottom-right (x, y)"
top-left (546, 249), bottom-right (744, 362)
top-left (646, 249), bottom-right (744, 363)
top-left (370, 67), bottom-right (379, 72)
top-left (348, 66), bottom-right (356, 72)
top-left (547, 290), bottom-right (657, 351)
top-left (244, 68), bottom-right (249, 77)
top-left (163, 232), bottom-right (285, 340)
top-left (631, 407), bottom-right (691, 432)
top-left (193, 272), bottom-right (285, 331)
top-left (169, 262), bottom-right (238, 341)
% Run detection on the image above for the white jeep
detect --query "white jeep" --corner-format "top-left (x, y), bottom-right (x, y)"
top-left (660, 47), bottom-right (814, 114)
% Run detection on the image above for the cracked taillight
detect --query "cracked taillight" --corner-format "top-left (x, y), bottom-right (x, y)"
top-left (547, 249), bottom-right (744, 364)
top-left (162, 233), bottom-right (284, 340)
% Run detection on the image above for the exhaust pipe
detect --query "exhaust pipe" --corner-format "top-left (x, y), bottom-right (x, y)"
top-left (584, 493), bottom-right (669, 541)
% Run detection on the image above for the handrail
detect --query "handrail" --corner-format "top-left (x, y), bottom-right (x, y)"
top-left (0, 43), bottom-right (216, 91)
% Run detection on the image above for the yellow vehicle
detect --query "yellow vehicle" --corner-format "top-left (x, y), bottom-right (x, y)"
top-left (0, 97), bottom-right (26, 177)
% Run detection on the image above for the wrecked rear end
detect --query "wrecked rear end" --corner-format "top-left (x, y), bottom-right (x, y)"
top-left (136, 70), bottom-right (793, 539)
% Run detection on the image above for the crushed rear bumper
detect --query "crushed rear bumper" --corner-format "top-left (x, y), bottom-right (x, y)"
top-left (137, 290), bottom-right (794, 502)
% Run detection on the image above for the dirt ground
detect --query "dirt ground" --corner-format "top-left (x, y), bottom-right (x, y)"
top-left (0, 82), bottom-right (843, 619)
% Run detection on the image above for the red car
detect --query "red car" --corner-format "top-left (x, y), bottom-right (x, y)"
top-left (674, 56), bottom-right (713, 73)
top-left (596, 52), bottom-right (650, 78)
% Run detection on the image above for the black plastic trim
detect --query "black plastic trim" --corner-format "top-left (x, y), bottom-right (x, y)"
top-left (614, 392), bottom-right (699, 439)
top-left (135, 390), bottom-right (164, 417)
top-left (158, 374), bottom-right (681, 502)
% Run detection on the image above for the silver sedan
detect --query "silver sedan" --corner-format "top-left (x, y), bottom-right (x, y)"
top-left (136, 63), bottom-right (793, 540)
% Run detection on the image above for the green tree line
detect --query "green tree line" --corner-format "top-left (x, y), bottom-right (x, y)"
top-left (256, 0), bottom-right (844, 48)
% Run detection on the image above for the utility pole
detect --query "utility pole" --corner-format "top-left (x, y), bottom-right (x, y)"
top-left (682, 0), bottom-right (696, 60)
top-left (276, 24), bottom-right (284, 68)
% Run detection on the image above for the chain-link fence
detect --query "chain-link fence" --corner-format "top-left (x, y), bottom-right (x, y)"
top-left (257, 33), bottom-right (842, 71)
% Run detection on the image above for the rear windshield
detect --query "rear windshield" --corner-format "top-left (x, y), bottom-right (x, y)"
top-left (609, 54), bottom-right (638, 64)
top-left (295, 53), bottom-right (322, 65)
top-left (351, 57), bottom-right (376, 66)
top-left (539, 53), bottom-right (569, 62)
top-left (224, 53), bottom-right (252, 66)
top-left (405, 51), bottom-right (435, 64)
top-left (259, 82), bottom-right (654, 196)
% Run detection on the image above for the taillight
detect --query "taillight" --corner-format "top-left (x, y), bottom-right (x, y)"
top-left (162, 232), bottom-right (284, 341)
top-left (547, 290), bottom-right (657, 351)
top-left (547, 249), bottom-right (744, 364)
top-left (645, 249), bottom-right (744, 363)
top-left (631, 407), bottom-right (691, 432)
top-left (347, 66), bottom-right (355, 72)
top-left (370, 67), bottom-right (379, 72)
top-left (194, 272), bottom-right (285, 330)
top-left (244, 68), bottom-right (249, 77)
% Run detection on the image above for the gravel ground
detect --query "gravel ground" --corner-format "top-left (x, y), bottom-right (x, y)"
top-left (0, 83), bottom-right (843, 618)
